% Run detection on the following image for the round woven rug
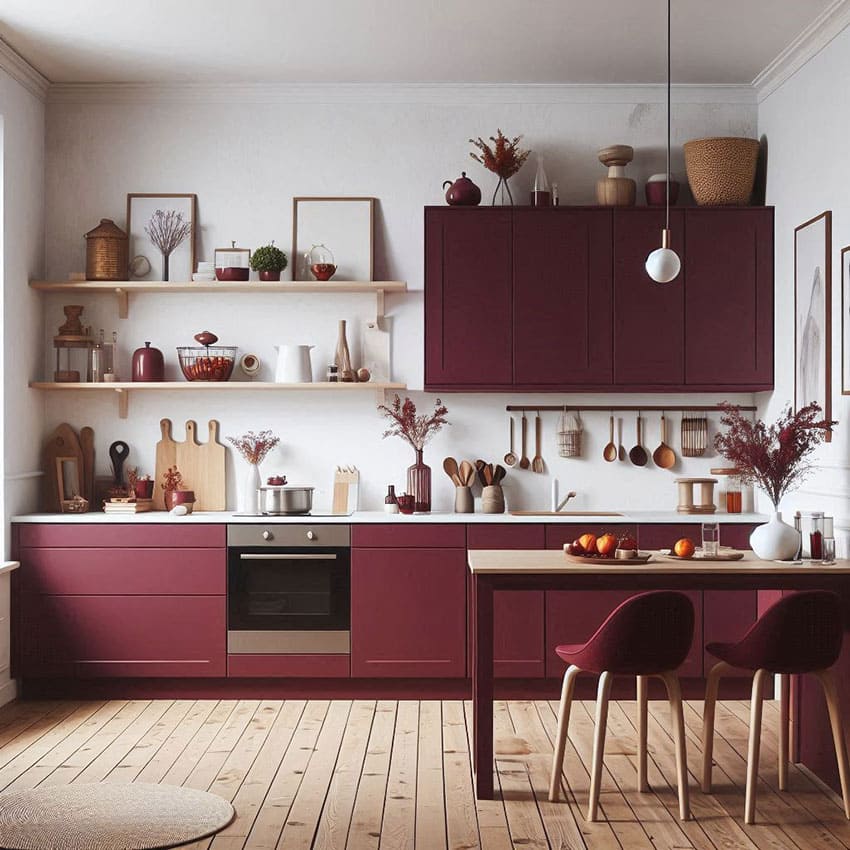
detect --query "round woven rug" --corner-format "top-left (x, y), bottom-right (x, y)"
top-left (0, 783), bottom-right (235, 850)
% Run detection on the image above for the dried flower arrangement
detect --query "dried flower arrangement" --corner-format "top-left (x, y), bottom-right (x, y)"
top-left (378, 395), bottom-right (449, 452)
top-left (469, 129), bottom-right (531, 204)
top-left (145, 209), bottom-right (192, 280)
top-left (227, 430), bottom-right (280, 465)
top-left (714, 402), bottom-right (835, 508)
top-left (161, 466), bottom-right (183, 493)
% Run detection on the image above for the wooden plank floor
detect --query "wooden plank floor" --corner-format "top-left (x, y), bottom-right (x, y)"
top-left (0, 698), bottom-right (847, 849)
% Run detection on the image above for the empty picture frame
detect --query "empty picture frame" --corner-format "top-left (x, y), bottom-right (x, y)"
top-left (794, 210), bottom-right (832, 441)
top-left (127, 193), bottom-right (197, 282)
top-left (292, 197), bottom-right (375, 281)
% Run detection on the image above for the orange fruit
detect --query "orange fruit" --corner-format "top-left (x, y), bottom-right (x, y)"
top-left (578, 533), bottom-right (598, 555)
top-left (596, 533), bottom-right (618, 556)
top-left (673, 538), bottom-right (695, 558)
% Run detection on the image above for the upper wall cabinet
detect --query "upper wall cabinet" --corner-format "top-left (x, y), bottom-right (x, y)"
top-left (424, 206), bottom-right (774, 393)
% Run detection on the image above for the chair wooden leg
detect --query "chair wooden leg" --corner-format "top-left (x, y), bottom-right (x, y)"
top-left (702, 661), bottom-right (732, 793)
top-left (636, 674), bottom-right (649, 792)
top-left (745, 668), bottom-right (769, 824)
top-left (814, 668), bottom-right (850, 819)
top-left (587, 670), bottom-right (613, 822)
top-left (549, 665), bottom-right (581, 802)
top-left (659, 670), bottom-right (691, 821)
top-left (778, 673), bottom-right (790, 792)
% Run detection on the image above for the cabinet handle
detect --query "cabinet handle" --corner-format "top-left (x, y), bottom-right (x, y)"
top-left (239, 553), bottom-right (337, 561)
top-left (262, 530), bottom-right (273, 541)
top-left (307, 531), bottom-right (315, 541)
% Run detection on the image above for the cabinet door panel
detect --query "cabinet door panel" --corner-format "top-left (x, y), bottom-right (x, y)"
top-left (425, 209), bottom-right (513, 388)
top-left (685, 209), bottom-right (774, 386)
top-left (614, 209), bottom-right (685, 385)
top-left (513, 210), bottom-right (613, 385)
top-left (20, 595), bottom-right (226, 678)
top-left (351, 548), bottom-right (466, 677)
top-left (18, 524), bottom-right (225, 549)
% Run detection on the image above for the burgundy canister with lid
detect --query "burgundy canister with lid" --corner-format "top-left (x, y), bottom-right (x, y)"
top-left (132, 342), bottom-right (165, 382)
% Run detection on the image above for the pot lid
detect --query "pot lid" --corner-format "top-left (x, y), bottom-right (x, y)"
top-left (85, 218), bottom-right (127, 239)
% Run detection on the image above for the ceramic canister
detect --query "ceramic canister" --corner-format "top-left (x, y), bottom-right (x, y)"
top-left (132, 342), bottom-right (165, 381)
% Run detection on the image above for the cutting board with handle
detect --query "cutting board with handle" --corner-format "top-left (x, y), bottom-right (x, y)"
top-left (174, 419), bottom-right (226, 512)
top-left (42, 424), bottom-right (84, 512)
top-left (153, 418), bottom-right (177, 510)
top-left (79, 426), bottom-right (95, 506)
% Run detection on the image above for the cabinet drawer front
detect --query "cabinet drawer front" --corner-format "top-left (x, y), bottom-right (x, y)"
top-left (545, 524), bottom-right (637, 550)
top-left (352, 524), bottom-right (466, 549)
top-left (22, 548), bottom-right (225, 595)
top-left (227, 654), bottom-right (350, 678)
top-left (467, 524), bottom-right (545, 550)
top-left (18, 524), bottom-right (226, 549)
top-left (20, 595), bottom-right (226, 678)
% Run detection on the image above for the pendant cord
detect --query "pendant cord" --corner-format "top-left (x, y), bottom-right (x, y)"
top-left (666, 0), bottom-right (671, 232)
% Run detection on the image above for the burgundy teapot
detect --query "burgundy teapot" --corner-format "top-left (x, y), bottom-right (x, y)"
top-left (442, 172), bottom-right (481, 206)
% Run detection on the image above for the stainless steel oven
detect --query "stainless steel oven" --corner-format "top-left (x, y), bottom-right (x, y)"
top-left (227, 524), bottom-right (350, 654)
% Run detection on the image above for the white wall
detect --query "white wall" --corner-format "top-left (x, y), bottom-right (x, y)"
top-left (758, 24), bottom-right (850, 533)
top-left (41, 84), bottom-right (757, 513)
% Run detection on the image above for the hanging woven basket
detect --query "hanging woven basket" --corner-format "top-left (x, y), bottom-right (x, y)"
top-left (557, 410), bottom-right (583, 458)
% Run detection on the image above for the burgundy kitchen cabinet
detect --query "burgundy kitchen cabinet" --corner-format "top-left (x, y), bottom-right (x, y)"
top-left (351, 547), bottom-right (467, 677)
top-left (425, 208), bottom-right (513, 389)
top-left (512, 209), bottom-right (613, 386)
top-left (613, 208), bottom-right (686, 387)
top-left (467, 524), bottom-right (545, 678)
top-left (685, 208), bottom-right (773, 388)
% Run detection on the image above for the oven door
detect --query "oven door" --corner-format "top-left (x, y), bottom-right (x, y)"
top-left (227, 546), bottom-right (350, 654)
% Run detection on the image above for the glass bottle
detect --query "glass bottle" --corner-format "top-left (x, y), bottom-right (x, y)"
top-left (794, 511), bottom-right (803, 560)
top-left (552, 182), bottom-right (560, 207)
top-left (89, 330), bottom-right (105, 383)
top-left (809, 511), bottom-right (824, 560)
top-left (725, 474), bottom-right (742, 513)
top-left (407, 448), bottom-right (431, 513)
top-left (335, 320), bottom-right (354, 381)
top-left (531, 157), bottom-right (551, 207)
top-left (384, 484), bottom-right (399, 514)
top-left (822, 516), bottom-right (836, 564)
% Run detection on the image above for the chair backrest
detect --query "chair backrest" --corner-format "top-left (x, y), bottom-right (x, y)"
top-left (735, 590), bottom-right (844, 673)
top-left (581, 590), bottom-right (695, 675)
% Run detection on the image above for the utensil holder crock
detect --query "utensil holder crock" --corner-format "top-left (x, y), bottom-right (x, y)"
top-left (481, 485), bottom-right (505, 514)
top-left (454, 486), bottom-right (474, 514)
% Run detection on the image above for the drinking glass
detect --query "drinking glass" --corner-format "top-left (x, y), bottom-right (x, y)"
top-left (702, 522), bottom-right (719, 557)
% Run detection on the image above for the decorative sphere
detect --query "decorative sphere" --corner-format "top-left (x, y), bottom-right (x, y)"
top-left (645, 247), bottom-right (681, 283)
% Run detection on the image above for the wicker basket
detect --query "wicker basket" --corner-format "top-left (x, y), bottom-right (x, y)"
top-left (683, 137), bottom-right (760, 206)
top-left (85, 218), bottom-right (128, 281)
top-left (557, 411), bottom-right (583, 458)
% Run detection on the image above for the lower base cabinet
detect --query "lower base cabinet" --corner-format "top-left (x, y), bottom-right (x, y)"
top-left (351, 548), bottom-right (467, 677)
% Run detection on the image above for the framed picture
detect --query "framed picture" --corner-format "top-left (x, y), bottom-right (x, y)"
top-left (794, 210), bottom-right (832, 441)
top-left (842, 245), bottom-right (850, 395)
top-left (292, 197), bottom-right (375, 282)
top-left (126, 193), bottom-right (197, 282)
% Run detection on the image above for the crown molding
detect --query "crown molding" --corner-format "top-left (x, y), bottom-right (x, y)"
top-left (46, 81), bottom-right (757, 107)
top-left (753, 0), bottom-right (850, 102)
top-left (0, 37), bottom-right (49, 100)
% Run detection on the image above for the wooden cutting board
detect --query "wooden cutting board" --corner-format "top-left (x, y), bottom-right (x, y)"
top-left (79, 426), bottom-right (95, 506)
top-left (42, 424), bottom-right (84, 512)
top-left (174, 420), bottom-right (226, 512)
top-left (153, 418), bottom-right (177, 510)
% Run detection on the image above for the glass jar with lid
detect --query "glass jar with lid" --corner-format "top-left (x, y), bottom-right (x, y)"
top-left (710, 467), bottom-right (742, 513)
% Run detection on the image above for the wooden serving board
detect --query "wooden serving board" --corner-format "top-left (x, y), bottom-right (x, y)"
top-left (42, 424), bottom-right (84, 512)
top-left (79, 426), bottom-right (95, 506)
top-left (153, 418), bottom-right (177, 510)
top-left (564, 551), bottom-right (653, 566)
top-left (663, 551), bottom-right (745, 562)
top-left (174, 419), bottom-right (226, 512)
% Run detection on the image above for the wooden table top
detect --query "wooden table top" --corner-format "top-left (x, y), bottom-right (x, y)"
top-left (467, 549), bottom-right (850, 575)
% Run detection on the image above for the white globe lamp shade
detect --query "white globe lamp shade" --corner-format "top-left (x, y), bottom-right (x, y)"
top-left (645, 247), bottom-right (681, 283)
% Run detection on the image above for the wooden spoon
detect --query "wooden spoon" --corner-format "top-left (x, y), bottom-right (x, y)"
top-left (503, 417), bottom-right (517, 467)
top-left (459, 460), bottom-right (475, 487)
top-left (493, 464), bottom-right (506, 485)
top-left (475, 459), bottom-right (487, 487)
top-left (618, 418), bottom-right (627, 462)
top-left (652, 414), bottom-right (676, 469)
top-left (519, 413), bottom-right (530, 469)
top-left (603, 415), bottom-right (617, 462)
top-left (443, 457), bottom-right (461, 486)
top-left (628, 415), bottom-right (648, 467)
top-left (532, 414), bottom-right (545, 473)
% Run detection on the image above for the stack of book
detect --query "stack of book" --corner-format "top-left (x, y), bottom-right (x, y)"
top-left (103, 498), bottom-right (153, 514)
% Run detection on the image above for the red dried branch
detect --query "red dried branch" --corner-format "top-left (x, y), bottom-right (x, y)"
top-left (469, 129), bottom-right (531, 179)
top-left (144, 209), bottom-right (192, 258)
top-left (161, 466), bottom-right (183, 492)
top-left (227, 430), bottom-right (280, 465)
top-left (377, 395), bottom-right (449, 451)
top-left (713, 402), bottom-right (835, 508)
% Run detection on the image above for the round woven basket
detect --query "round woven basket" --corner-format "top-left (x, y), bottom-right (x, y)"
top-left (85, 218), bottom-right (129, 281)
top-left (683, 137), bottom-right (760, 206)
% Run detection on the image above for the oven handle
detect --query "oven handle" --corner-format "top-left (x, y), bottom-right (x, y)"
top-left (238, 553), bottom-right (338, 561)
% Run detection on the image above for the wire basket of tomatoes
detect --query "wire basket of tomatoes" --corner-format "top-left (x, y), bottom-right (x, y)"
top-left (177, 345), bottom-right (237, 381)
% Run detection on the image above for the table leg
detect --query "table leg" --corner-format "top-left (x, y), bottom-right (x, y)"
top-left (473, 573), bottom-right (495, 799)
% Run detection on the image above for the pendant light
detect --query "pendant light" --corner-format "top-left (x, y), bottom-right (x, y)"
top-left (645, 0), bottom-right (681, 284)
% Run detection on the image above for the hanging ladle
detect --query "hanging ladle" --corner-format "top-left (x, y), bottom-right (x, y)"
top-left (652, 413), bottom-right (676, 469)
top-left (629, 413), bottom-right (648, 467)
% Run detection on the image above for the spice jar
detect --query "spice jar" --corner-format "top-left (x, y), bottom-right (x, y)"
top-left (711, 467), bottom-right (742, 513)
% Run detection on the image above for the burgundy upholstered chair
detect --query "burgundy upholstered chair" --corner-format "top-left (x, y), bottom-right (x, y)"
top-left (702, 590), bottom-right (849, 824)
top-left (548, 591), bottom-right (695, 822)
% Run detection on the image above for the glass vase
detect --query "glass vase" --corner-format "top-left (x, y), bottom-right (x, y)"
top-left (407, 449), bottom-right (431, 513)
top-left (491, 176), bottom-right (514, 206)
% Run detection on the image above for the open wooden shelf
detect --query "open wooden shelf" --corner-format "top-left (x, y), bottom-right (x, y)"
top-left (30, 380), bottom-right (407, 419)
top-left (30, 279), bottom-right (408, 319)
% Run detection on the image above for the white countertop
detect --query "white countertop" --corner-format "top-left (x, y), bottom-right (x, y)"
top-left (11, 510), bottom-right (768, 525)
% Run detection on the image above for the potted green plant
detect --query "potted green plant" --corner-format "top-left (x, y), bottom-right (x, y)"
top-left (250, 242), bottom-right (288, 282)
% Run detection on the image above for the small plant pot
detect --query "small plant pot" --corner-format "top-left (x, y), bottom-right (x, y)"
top-left (133, 480), bottom-right (154, 500)
top-left (165, 489), bottom-right (195, 512)
top-left (454, 486), bottom-right (474, 514)
top-left (396, 494), bottom-right (415, 515)
top-left (481, 485), bottom-right (505, 514)
top-left (259, 270), bottom-right (281, 282)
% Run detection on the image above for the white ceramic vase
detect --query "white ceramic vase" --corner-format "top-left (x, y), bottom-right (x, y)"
top-left (240, 463), bottom-right (262, 514)
top-left (749, 511), bottom-right (800, 561)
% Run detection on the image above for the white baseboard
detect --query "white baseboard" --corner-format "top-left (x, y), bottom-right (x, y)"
top-left (0, 678), bottom-right (19, 708)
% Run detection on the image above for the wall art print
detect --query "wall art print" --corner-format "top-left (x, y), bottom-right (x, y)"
top-left (794, 210), bottom-right (832, 442)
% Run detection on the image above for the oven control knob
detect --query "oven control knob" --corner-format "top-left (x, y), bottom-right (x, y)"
top-left (307, 530), bottom-right (315, 541)
top-left (262, 530), bottom-right (273, 541)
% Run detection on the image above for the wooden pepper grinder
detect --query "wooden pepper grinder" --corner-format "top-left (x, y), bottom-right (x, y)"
top-left (596, 144), bottom-right (637, 207)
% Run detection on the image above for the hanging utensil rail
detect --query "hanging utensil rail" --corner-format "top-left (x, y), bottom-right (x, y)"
top-left (505, 404), bottom-right (756, 413)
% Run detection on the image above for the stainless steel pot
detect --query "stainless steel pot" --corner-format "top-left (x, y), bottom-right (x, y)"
top-left (259, 486), bottom-right (314, 515)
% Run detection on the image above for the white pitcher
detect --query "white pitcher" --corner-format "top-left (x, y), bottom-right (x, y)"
top-left (274, 345), bottom-right (314, 383)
